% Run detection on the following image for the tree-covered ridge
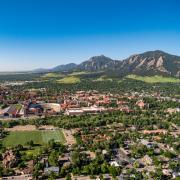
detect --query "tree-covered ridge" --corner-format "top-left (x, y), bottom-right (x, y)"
top-left (31, 50), bottom-right (180, 77)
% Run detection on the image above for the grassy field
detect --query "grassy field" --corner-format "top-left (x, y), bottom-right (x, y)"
top-left (3, 130), bottom-right (65, 147)
top-left (41, 130), bottom-right (65, 144)
top-left (57, 76), bottom-right (81, 84)
top-left (42, 73), bottom-right (64, 78)
top-left (127, 74), bottom-right (180, 83)
top-left (69, 71), bottom-right (90, 76)
top-left (93, 76), bottom-right (113, 82)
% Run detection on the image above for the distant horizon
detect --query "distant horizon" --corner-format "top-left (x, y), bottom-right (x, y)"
top-left (0, 0), bottom-right (180, 71)
top-left (0, 49), bottom-right (179, 72)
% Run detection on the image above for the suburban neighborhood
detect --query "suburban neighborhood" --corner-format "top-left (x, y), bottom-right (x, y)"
top-left (0, 80), bottom-right (179, 179)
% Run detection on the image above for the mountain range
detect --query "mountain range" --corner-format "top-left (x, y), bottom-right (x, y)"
top-left (33, 50), bottom-right (180, 77)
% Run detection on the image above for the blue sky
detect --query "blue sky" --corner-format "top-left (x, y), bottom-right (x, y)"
top-left (0, 0), bottom-right (180, 71)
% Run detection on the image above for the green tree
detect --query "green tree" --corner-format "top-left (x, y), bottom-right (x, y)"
top-left (48, 150), bottom-right (59, 166)
top-left (66, 174), bottom-right (72, 180)
top-left (0, 166), bottom-right (4, 177)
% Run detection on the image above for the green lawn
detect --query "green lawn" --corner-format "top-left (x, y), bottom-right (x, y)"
top-left (25, 147), bottom-right (42, 157)
top-left (3, 130), bottom-right (65, 147)
top-left (93, 76), bottom-right (113, 82)
top-left (127, 74), bottom-right (180, 83)
top-left (57, 76), bottom-right (81, 84)
top-left (69, 71), bottom-right (90, 76)
top-left (41, 73), bottom-right (64, 78)
top-left (41, 130), bottom-right (66, 144)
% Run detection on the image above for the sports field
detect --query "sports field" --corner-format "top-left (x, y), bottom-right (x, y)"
top-left (3, 130), bottom-right (66, 147)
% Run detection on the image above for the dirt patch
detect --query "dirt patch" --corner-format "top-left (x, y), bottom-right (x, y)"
top-left (38, 125), bottom-right (57, 130)
top-left (63, 129), bottom-right (76, 146)
top-left (5, 125), bottom-right (37, 131)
